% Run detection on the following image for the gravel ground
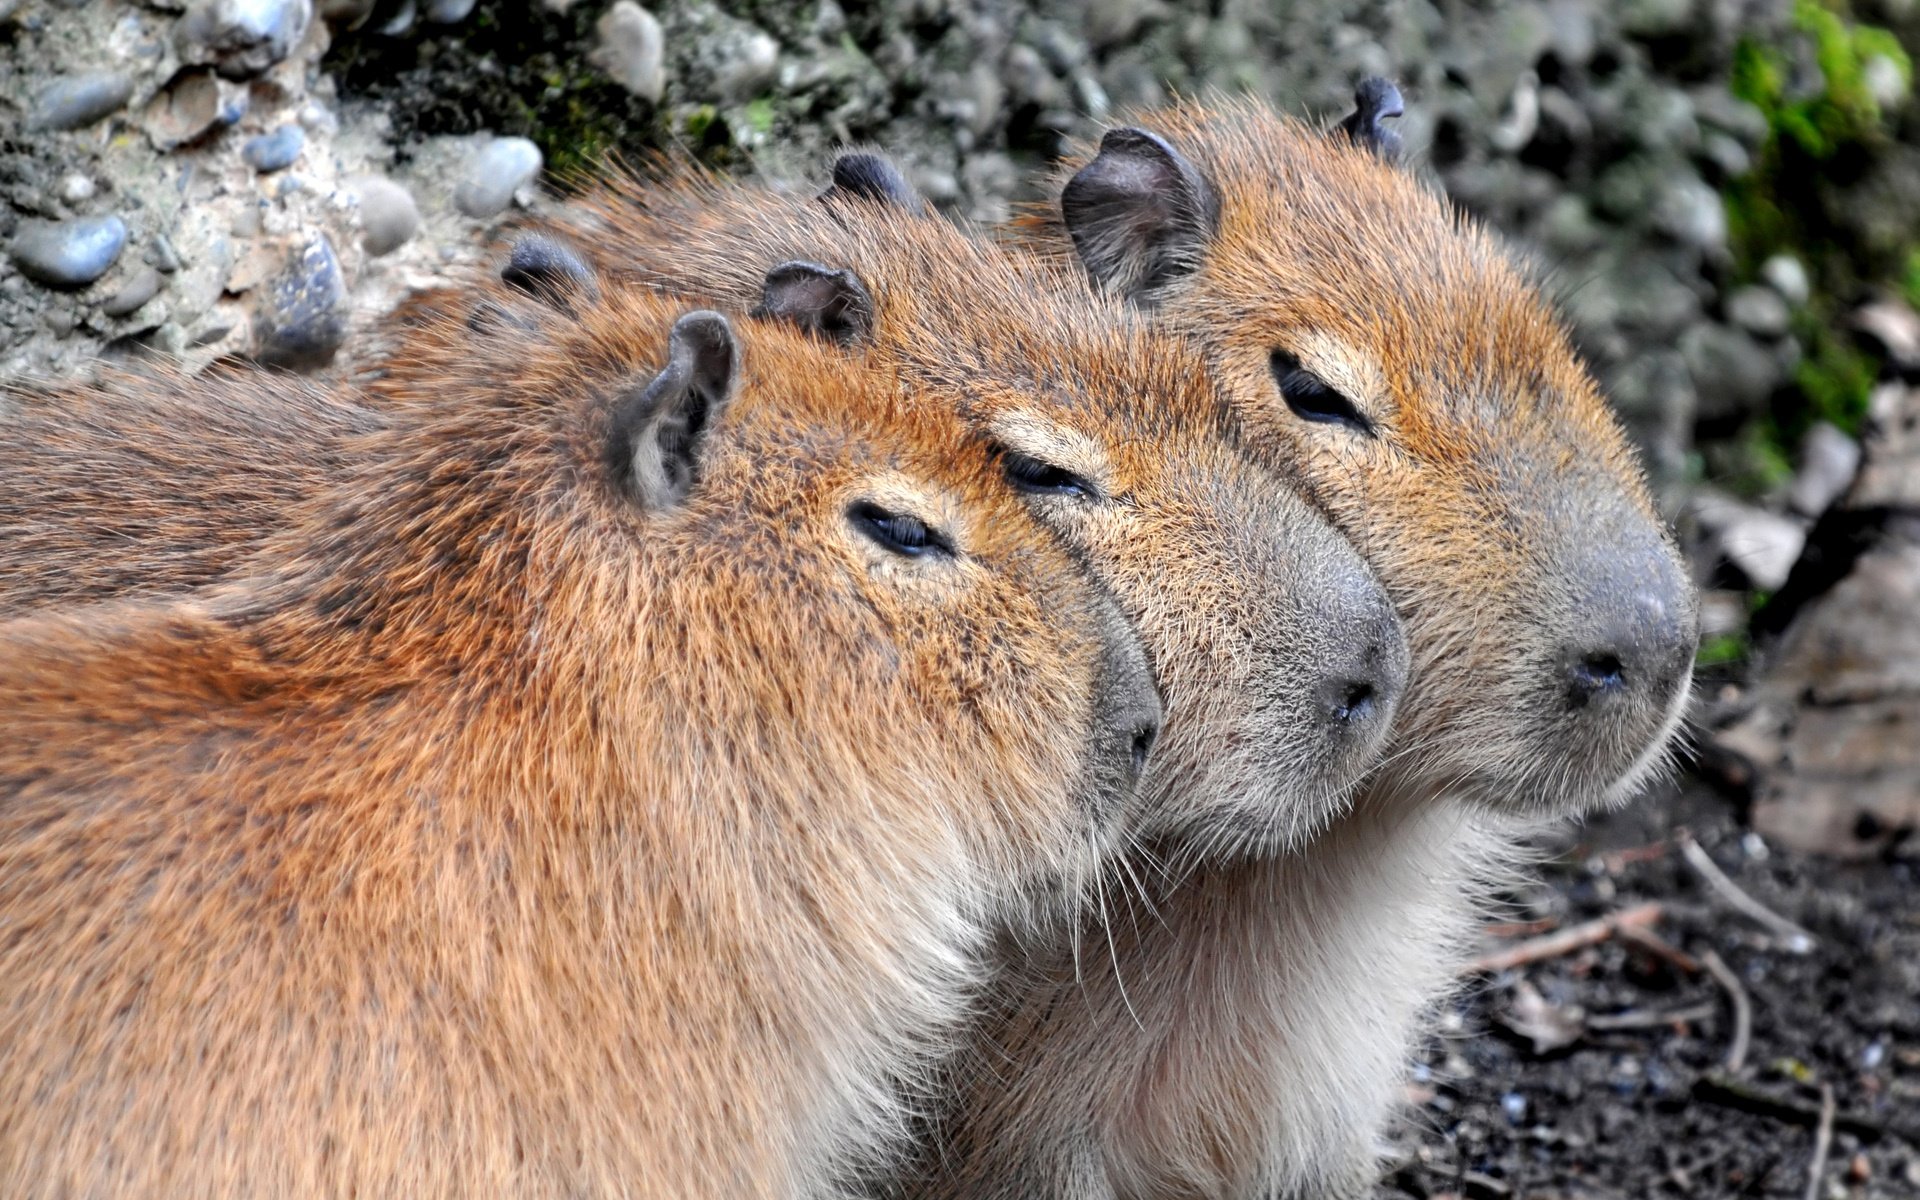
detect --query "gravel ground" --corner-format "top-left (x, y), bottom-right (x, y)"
top-left (1376, 778), bottom-right (1920, 1200)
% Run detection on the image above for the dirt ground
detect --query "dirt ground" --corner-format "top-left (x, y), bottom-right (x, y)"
top-left (1374, 776), bottom-right (1920, 1200)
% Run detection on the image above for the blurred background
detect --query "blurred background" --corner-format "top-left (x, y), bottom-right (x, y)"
top-left (3, 1), bottom-right (1918, 1195)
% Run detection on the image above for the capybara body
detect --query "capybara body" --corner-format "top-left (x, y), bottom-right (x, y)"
top-left (0, 371), bottom-right (382, 610)
top-left (915, 94), bottom-right (1702, 1198)
top-left (0, 280), bottom-right (1163, 1198)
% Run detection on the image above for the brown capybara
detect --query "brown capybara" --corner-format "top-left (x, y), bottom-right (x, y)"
top-left (913, 87), bottom-right (1702, 1198)
top-left (0, 280), bottom-right (1164, 1198)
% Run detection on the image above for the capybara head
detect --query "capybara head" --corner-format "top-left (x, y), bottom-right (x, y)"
top-left (553, 166), bottom-right (1410, 857)
top-left (1049, 90), bottom-right (1698, 818)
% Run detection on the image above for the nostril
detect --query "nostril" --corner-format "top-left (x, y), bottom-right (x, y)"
top-left (1331, 681), bottom-right (1376, 725)
top-left (1130, 724), bottom-right (1159, 776)
top-left (1567, 652), bottom-right (1626, 707)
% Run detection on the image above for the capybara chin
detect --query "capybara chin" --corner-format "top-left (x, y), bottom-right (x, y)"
top-left (0, 281), bottom-right (1161, 1198)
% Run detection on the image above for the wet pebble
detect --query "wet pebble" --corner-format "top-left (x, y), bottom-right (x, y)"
top-left (9, 215), bottom-right (129, 289)
top-left (254, 234), bottom-right (347, 369)
top-left (425, 0), bottom-right (475, 22)
top-left (101, 266), bottom-right (166, 317)
top-left (588, 1), bottom-right (664, 103)
top-left (453, 137), bottom-right (542, 219)
top-left (242, 123), bottom-right (305, 172)
top-left (1726, 285), bottom-right (1791, 339)
top-left (57, 173), bottom-right (97, 205)
top-left (1500, 1092), bottom-right (1528, 1124)
top-left (354, 176), bottom-right (420, 256)
top-left (182, 0), bottom-right (314, 79)
top-left (31, 71), bottom-right (135, 131)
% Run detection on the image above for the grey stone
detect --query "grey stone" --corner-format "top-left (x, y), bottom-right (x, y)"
top-left (100, 266), bottom-right (166, 317)
top-left (1619, 0), bottom-right (1695, 37)
top-left (144, 235), bottom-right (183, 273)
top-left (1691, 491), bottom-right (1805, 591)
top-left (1762, 254), bottom-right (1811, 307)
top-left (242, 123), bottom-right (305, 172)
top-left (254, 234), bottom-right (347, 370)
top-left (353, 176), bottom-right (420, 256)
top-left (31, 71), bottom-right (135, 131)
top-left (1683, 323), bottom-right (1780, 418)
top-left (57, 173), bottom-right (98, 205)
top-left (182, 0), bottom-right (314, 79)
top-left (453, 137), bottom-right (542, 219)
top-left (588, 1), bottom-right (664, 103)
top-left (141, 68), bottom-right (250, 149)
top-left (1544, 0), bottom-right (1596, 65)
top-left (424, 0), bottom-right (474, 22)
top-left (9, 216), bottom-right (129, 289)
top-left (1727, 286), bottom-right (1792, 339)
top-left (1654, 175), bottom-right (1727, 252)
top-left (1788, 422), bottom-right (1862, 518)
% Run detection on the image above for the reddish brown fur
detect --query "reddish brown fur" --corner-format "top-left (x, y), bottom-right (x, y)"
top-left (0, 280), bottom-right (1151, 1197)
top-left (0, 371), bottom-right (383, 609)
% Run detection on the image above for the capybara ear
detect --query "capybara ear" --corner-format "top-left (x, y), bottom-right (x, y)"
top-left (821, 151), bottom-right (924, 213)
top-left (753, 260), bottom-right (876, 347)
top-left (608, 310), bottom-right (739, 509)
top-left (501, 233), bottom-right (600, 311)
top-left (1059, 127), bottom-right (1219, 304)
top-left (1334, 77), bottom-right (1406, 161)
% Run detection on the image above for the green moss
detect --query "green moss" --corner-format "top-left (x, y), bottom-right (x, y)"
top-left (1696, 631), bottom-right (1751, 668)
top-left (741, 96), bottom-right (777, 135)
top-left (1722, 0), bottom-right (1913, 453)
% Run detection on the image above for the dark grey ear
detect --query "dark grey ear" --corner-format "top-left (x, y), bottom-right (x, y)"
top-left (1059, 127), bottom-right (1218, 303)
top-left (1335, 77), bottom-right (1405, 161)
top-left (502, 234), bottom-right (599, 311)
top-left (821, 152), bottom-right (924, 213)
top-left (608, 311), bottom-right (739, 509)
top-left (753, 260), bottom-right (875, 346)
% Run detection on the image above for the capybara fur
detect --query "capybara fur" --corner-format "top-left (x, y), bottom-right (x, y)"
top-left (0, 279), bottom-right (1163, 1198)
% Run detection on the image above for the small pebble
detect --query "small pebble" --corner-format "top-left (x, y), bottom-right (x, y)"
top-left (182, 0), bottom-right (315, 79)
top-left (242, 123), bottom-right (305, 172)
top-left (100, 266), bottom-right (166, 317)
top-left (588, 1), bottom-right (665, 103)
top-left (425, 0), bottom-right (475, 21)
top-left (1848, 1153), bottom-right (1870, 1183)
top-left (31, 71), bottom-right (135, 131)
top-left (1726, 286), bottom-right (1791, 339)
top-left (254, 234), bottom-right (347, 369)
top-left (57, 173), bottom-right (97, 204)
top-left (145, 234), bottom-right (183, 273)
top-left (453, 137), bottom-right (542, 219)
top-left (9, 215), bottom-right (129, 289)
top-left (1762, 254), bottom-right (1811, 307)
top-left (1500, 1092), bottom-right (1528, 1124)
top-left (353, 176), bottom-right (420, 256)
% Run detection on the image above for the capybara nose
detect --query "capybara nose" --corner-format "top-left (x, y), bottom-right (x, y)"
top-left (1557, 537), bottom-right (1697, 719)
top-left (1088, 590), bottom-right (1165, 806)
top-left (1316, 589), bottom-right (1408, 747)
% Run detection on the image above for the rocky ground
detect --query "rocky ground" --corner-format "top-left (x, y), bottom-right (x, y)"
top-left (1377, 780), bottom-right (1920, 1200)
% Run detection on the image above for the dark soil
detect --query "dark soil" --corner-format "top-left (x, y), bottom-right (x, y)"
top-left (1375, 779), bottom-right (1920, 1200)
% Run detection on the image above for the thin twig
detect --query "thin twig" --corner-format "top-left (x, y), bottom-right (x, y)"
top-left (1700, 948), bottom-right (1753, 1073)
top-left (1678, 833), bottom-right (1817, 953)
top-left (1804, 1084), bottom-right (1835, 1200)
top-left (1585, 1000), bottom-right (1719, 1032)
top-left (1692, 1074), bottom-right (1920, 1144)
top-left (1618, 922), bottom-right (1703, 974)
top-left (1461, 902), bottom-right (1663, 974)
